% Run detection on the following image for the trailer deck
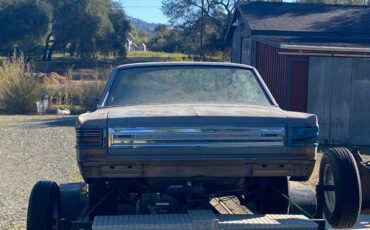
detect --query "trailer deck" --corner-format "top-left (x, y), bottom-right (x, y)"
top-left (57, 182), bottom-right (325, 230)
top-left (92, 210), bottom-right (318, 230)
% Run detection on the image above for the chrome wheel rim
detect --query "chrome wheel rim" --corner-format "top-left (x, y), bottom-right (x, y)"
top-left (323, 164), bottom-right (336, 213)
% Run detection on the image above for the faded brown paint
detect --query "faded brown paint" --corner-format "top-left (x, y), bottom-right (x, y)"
top-left (105, 104), bottom-right (287, 119)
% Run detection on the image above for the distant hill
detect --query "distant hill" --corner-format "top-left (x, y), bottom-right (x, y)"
top-left (129, 17), bottom-right (159, 34)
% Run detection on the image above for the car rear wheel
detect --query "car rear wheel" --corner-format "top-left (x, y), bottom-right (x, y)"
top-left (27, 180), bottom-right (60, 230)
top-left (319, 147), bottom-right (361, 229)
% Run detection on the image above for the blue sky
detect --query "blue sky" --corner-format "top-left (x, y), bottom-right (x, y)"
top-left (118, 0), bottom-right (169, 23)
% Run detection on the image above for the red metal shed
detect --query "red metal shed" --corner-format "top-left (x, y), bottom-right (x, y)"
top-left (254, 42), bottom-right (309, 112)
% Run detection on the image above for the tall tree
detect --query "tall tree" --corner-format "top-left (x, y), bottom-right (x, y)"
top-left (97, 2), bottom-right (131, 58)
top-left (162, 0), bottom-right (236, 28)
top-left (51, 0), bottom-right (113, 59)
top-left (149, 25), bottom-right (184, 52)
top-left (161, 0), bottom-right (237, 55)
top-left (41, 0), bottom-right (130, 60)
top-left (0, 0), bottom-right (50, 55)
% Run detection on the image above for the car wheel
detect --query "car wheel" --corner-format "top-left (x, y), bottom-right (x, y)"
top-left (319, 147), bottom-right (361, 229)
top-left (27, 181), bottom-right (61, 230)
top-left (256, 177), bottom-right (289, 214)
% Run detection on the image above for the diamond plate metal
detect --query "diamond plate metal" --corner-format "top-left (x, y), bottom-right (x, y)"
top-left (188, 210), bottom-right (219, 230)
top-left (92, 212), bottom-right (318, 230)
top-left (92, 214), bottom-right (192, 230)
top-left (218, 214), bottom-right (318, 230)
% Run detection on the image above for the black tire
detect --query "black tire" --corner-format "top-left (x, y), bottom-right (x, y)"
top-left (319, 147), bottom-right (361, 229)
top-left (256, 177), bottom-right (289, 214)
top-left (27, 180), bottom-right (61, 230)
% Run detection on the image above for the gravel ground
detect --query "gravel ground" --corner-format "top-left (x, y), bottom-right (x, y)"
top-left (0, 115), bottom-right (79, 230)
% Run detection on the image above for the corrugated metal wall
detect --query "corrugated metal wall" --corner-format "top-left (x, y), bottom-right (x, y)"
top-left (308, 56), bottom-right (370, 145)
top-left (255, 42), bottom-right (287, 109)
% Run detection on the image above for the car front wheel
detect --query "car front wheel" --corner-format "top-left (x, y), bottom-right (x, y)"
top-left (27, 180), bottom-right (61, 230)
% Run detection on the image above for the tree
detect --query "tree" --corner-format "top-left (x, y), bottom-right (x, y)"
top-left (130, 26), bottom-right (150, 46)
top-left (148, 25), bottom-right (184, 52)
top-left (40, 0), bottom-right (62, 61)
top-left (40, 0), bottom-right (130, 60)
top-left (105, 2), bottom-right (131, 58)
top-left (48, 0), bottom-right (113, 59)
top-left (161, 0), bottom-right (237, 55)
top-left (0, 0), bottom-right (50, 55)
top-left (162, 0), bottom-right (236, 28)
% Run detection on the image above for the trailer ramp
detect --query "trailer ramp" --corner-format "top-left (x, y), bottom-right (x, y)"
top-left (92, 210), bottom-right (318, 230)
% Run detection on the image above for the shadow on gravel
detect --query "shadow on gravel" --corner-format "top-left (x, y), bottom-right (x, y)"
top-left (20, 116), bottom-right (77, 128)
top-left (41, 116), bottom-right (77, 127)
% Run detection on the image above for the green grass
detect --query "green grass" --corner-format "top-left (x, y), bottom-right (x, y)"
top-left (1, 50), bottom-right (224, 63)
top-left (126, 51), bottom-right (227, 63)
top-left (126, 51), bottom-right (191, 63)
top-left (49, 51), bottom-right (191, 62)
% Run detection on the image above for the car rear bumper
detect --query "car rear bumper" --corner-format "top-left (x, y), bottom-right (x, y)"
top-left (78, 157), bottom-right (315, 181)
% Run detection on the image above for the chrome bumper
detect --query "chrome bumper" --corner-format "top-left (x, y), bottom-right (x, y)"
top-left (108, 127), bottom-right (285, 148)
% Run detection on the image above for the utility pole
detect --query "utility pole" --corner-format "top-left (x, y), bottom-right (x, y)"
top-left (200, 0), bottom-right (204, 61)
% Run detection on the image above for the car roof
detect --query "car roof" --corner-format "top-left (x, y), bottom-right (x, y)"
top-left (115, 62), bottom-right (256, 70)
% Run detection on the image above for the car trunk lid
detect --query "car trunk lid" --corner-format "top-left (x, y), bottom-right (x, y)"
top-left (107, 104), bottom-right (287, 126)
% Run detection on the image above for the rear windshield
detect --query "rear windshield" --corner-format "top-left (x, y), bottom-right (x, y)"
top-left (104, 66), bottom-right (272, 106)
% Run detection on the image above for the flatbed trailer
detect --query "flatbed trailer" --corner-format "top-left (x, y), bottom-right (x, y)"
top-left (54, 182), bottom-right (326, 230)
top-left (58, 205), bottom-right (322, 230)
top-left (28, 147), bottom-right (364, 230)
top-left (91, 211), bottom-right (319, 230)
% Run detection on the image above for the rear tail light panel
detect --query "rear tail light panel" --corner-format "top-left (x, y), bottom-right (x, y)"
top-left (288, 126), bottom-right (319, 147)
top-left (76, 128), bottom-right (104, 147)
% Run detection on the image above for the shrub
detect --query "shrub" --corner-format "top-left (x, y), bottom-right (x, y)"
top-left (45, 79), bottom-right (106, 114)
top-left (0, 53), bottom-right (41, 114)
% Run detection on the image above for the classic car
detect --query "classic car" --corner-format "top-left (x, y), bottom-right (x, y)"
top-left (75, 62), bottom-right (318, 216)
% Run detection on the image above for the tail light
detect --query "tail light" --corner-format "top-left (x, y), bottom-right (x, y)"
top-left (76, 129), bottom-right (103, 147)
top-left (289, 126), bottom-right (319, 146)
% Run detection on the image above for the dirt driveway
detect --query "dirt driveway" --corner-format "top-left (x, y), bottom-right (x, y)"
top-left (0, 115), bottom-right (79, 230)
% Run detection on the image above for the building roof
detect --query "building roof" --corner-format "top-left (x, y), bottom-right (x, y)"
top-left (239, 2), bottom-right (370, 35)
top-left (226, 2), bottom-right (370, 42)
top-left (225, 2), bottom-right (370, 51)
